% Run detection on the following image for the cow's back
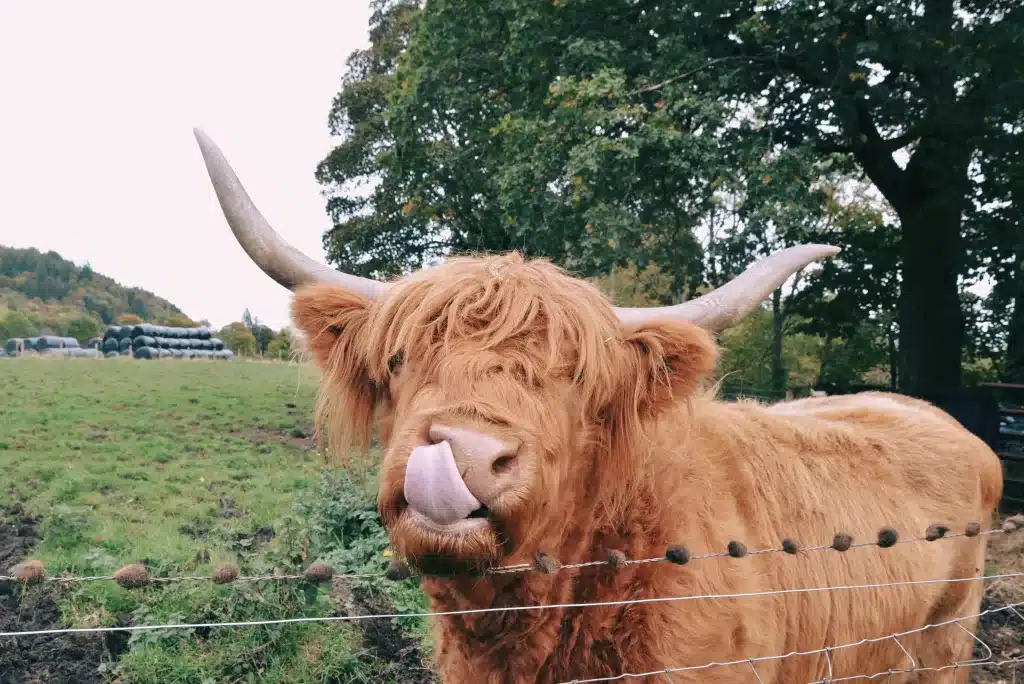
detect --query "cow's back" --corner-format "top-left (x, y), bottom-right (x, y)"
top-left (640, 390), bottom-right (1004, 681)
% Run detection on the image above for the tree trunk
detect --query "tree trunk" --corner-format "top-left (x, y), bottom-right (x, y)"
top-left (896, 203), bottom-right (964, 397)
top-left (771, 287), bottom-right (786, 396)
top-left (887, 321), bottom-right (899, 392)
top-left (1004, 227), bottom-right (1024, 383)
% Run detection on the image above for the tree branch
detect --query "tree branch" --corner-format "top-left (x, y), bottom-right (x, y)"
top-left (880, 128), bottom-right (921, 153)
top-left (832, 96), bottom-right (908, 208)
top-left (628, 57), bottom-right (748, 96)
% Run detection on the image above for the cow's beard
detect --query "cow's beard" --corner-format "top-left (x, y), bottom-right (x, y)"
top-left (387, 511), bottom-right (505, 576)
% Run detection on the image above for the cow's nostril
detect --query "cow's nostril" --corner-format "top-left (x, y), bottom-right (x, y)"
top-left (492, 454), bottom-right (516, 475)
top-left (428, 425), bottom-right (448, 445)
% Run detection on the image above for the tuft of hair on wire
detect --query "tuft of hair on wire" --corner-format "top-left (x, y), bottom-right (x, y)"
top-left (2, 517), bottom-right (1021, 589)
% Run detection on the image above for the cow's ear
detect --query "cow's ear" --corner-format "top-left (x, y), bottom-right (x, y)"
top-left (622, 320), bottom-right (718, 419)
top-left (290, 284), bottom-right (373, 372)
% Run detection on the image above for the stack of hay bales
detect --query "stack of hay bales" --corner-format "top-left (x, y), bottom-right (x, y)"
top-left (125, 324), bottom-right (234, 360)
top-left (3, 336), bottom-right (99, 358)
top-left (101, 325), bottom-right (134, 357)
top-left (4, 322), bottom-right (234, 361)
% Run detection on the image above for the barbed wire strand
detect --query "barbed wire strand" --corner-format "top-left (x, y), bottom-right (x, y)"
top-left (1, 570), bottom-right (1021, 639)
top-left (3, 520), bottom-right (1019, 587)
top-left (557, 599), bottom-right (1024, 683)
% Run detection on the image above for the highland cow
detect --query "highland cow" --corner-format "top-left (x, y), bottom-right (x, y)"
top-left (194, 128), bottom-right (1003, 683)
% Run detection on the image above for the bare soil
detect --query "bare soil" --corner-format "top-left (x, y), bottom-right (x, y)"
top-left (970, 526), bottom-right (1024, 684)
top-left (0, 504), bottom-right (117, 684)
top-left (330, 578), bottom-right (437, 684)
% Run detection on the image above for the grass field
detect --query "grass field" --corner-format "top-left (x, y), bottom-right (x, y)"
top-left (0, 356), bottom-right (432, 684)
top-left (1, 356), bottom-right (1021, 683)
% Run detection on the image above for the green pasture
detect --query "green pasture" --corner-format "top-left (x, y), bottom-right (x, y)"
top-left (0, 357), bottom-right (431, 683)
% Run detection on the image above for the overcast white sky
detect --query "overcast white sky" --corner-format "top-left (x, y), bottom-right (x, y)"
top-left (0, 2), bottom-right (372, 330)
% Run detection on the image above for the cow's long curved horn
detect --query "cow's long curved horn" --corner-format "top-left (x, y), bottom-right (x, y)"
top-left (612, 244), bottom-right (841, 331)
top-left (192, 127), bottom-right (387, 297)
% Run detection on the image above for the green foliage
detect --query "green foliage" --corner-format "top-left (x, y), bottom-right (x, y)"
top-left (0, 309), bottom-right (38, 339)
top-left (267, 328), bottom-right (295, 360)
top-left (242, 308), bottom-right (278, 354)
top-left (280, 470), bottom-right (430, 633)
top-left (219, 321), bottom-right (258, 356)
top-left (318, 0), bottom-right (1022, 394)
top-left (165, 313), bottom-right (197, 328)
top-left (0, 245), bottom-right (187, 335)
top-left (63, 315), bottom-right (101, 344)
top-left (717, 310), bottom-right (824, 394)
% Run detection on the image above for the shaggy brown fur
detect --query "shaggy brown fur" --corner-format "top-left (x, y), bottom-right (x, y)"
top-left (291, 252), bottom-right (1003, 683)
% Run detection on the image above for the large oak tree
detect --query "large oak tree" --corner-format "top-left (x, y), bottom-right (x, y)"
top-left (318, 0), bottom-right (1022, 395)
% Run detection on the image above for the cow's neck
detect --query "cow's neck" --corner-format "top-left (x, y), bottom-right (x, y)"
top-left (418, 458), bottom-right (664, 680)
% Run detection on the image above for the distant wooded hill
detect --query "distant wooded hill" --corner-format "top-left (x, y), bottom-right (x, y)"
top-left (0, 245), bottom-right (196, 343)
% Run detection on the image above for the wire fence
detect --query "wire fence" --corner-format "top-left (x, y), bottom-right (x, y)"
top-left (562, 598), bottom-right (1024, 683)
top-left (3, 518), bottom-right (1019, 589)
top-left (2, 516), bottom-right (1022, 683)
top-left (2, 573), bottom-right (1023, 683)
top-left (2, 571), bottom-right (1022, 638)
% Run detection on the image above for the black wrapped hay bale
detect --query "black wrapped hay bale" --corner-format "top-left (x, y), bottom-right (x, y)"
top-left (170, 348), bottom-right (184, 359)
top-left (195, 326), bottom-right (211, 340)
top-left (104, 325), bottom-right (123, 341)
top-left (118, 326), bottom-right (133, 340)
top-left (5, 338), bottom-right (24, 355)
top-left (118, 338), bottom-right (132, 353)
top-left (210, 337), bottom-right (224, 351)
top-left (133, 346), bottom-right (160, 359)
top-left (213, 350), bottom-right (235, 360)
top-left (24, 337), bottom-right (40, 351)
top-left (105, 350), bottom-right (121, 358)
top-left (184, 337), bottom-right (201, 349)
top-left (131, 335), bottom-right (156, 349)
top-left (87, 336), bottom-right (103, 349)
top-left (131, 324), bottom-right (155, 338)
top-left (102, 338), bottom-right (120, 353)
top-left (41, 347), bottom-right (93, 358)
top-left (34, 336), bottom-right (69, 351)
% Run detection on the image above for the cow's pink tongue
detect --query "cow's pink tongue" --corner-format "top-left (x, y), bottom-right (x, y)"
top-left (403, 441), bottom-right (481, 526)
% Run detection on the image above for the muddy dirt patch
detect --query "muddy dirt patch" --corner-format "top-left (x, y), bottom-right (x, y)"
top-left (331, 578), bottom-right (437, 684)
top-left (0, 506), bottom-right (114, 684)
top-left (233, 424), bottom-right (316, 453)
top-left (969, 523), bottom-right (1024, 683)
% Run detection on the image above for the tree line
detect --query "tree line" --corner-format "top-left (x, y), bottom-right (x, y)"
top-left (314, 0), bottom-right (1021, 397)
top-left (0, 245), bottom-right (186, 343)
